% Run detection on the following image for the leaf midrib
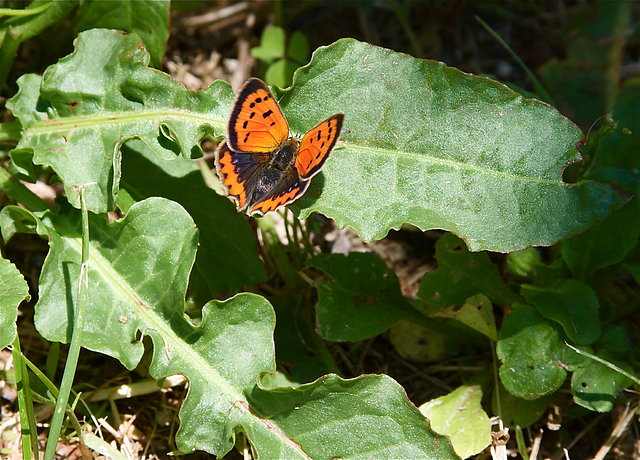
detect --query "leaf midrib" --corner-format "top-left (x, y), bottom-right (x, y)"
top-left (345, 142), bottom-right (566, 185)
top-left (65, 231), bottom-right (246, 404)
top-left (26, 109), bottom-right (565, 186)
top-left (67, 231), bottom-right (314, 456)
top-left (24, 110), bottom-right (225, 134)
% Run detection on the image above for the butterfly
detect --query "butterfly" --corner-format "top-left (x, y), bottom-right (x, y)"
top-left (215, 77), bottom-right (344, 216)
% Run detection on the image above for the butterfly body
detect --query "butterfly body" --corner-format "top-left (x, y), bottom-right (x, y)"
top-left (215, 78), bottom-right (344, 216)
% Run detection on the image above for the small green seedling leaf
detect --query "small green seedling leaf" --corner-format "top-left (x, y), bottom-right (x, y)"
top-left (0, 256), bottom-right (30, 348)
top-left (521, 280), bottom-right (601, 346)
top-left (419, 233), bottom-right (519, 309)
top-left (265, 59), bottom-right (299, 88)
top-left (433, 294), bottom-right (497, 341)
top-left (497, 305), bottom-right (567, 399)
top-left (251, 25), bottom-right (286, 61)
top-left (308, 252), bottom-right (416, 341)
top-left (420, 385), bottom-right (491, 459)
top-left (288, 31), bottom-right (309, 63)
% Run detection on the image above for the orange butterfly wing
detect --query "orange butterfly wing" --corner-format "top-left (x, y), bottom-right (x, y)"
top-left (295, 114), bottom-right (344, 179)
top-left (227, 78), bottom-right (289, 153)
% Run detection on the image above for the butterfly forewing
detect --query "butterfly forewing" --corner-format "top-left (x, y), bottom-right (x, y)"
top-left (228, 78), bottom-right (289, 152)
top-left (296, 114), bottom-right (344, 179)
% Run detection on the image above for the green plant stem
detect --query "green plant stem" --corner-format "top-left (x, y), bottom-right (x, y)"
top-left (565, 342), bottom-right (640, 386)
top-left (475, 16), bottom-right (555, 106)
top-left (0, 3), bottom-right (52, 17)
top-left (22, 354), bottom-right (86, 437)
top-left (43, 187), bottom-right (90, 460)
top-left (0, 26), bottom-right (21, 91)
top-left (11, 335), bottom-right (39, 460)
top-left (491, 339), bottom-right (502, 419)
top-left (0, 166), bottom-right (51, 212)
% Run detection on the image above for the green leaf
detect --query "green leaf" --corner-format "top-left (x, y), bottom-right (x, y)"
top-left (418, 233), bottom-right (519, 309)
top-left (0, 204), bottom-right (47, 242)
top-left (28, 197), bottom-right (456, 457)
top-left (74, 0), bottom-right (170, 68)
top-left (265, 59), bottom-right (298, 88)
top-left (282, 38), bottom-right (623, 251)
top-left (288, 31), bottom-right (309, 63)
top-left (34, 198), bottom-right (198, 369)
top-left (0, 256), bottom-right (30, 348)
top-left (7, 29), bottom-right (232, 213)
top-left (433, 294), bottom-right (497, 341)
top-left (521, 280), bottom-right (601, 346)
top-left (249, 374), bottom-right (460, 460)
top-left (119, 139), bottom-right (265, 302)
top-left (251, 25), bottom-right (285, 61)
top-left (571, 359), bottom-right (632, 412)
top-left (562, 198), bottom-right (640, 280)
top-left (420, 385), bottom-right (491, 459)
top-left (497, 305), bottom-right (567, 399)
top-left (308, 252), bottom-right (415, 341)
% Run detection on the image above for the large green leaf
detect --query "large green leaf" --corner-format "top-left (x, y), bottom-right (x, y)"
top-left (74, 0), bottom-right (170, 68)
top-left (119, 139), bottom-right (265, 302)
top-left (7, 29), bottom-right (232, 213)
top-left (22, 197), bottom-right (455, 457)
top-left (284, 39), bottom-right (623, 251)
top-left (8, 32), bottom-right (621, 252)
top-left (0, 256), bottom-right (30, 348)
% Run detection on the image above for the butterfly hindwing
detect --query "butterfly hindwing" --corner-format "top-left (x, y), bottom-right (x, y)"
top-left (296, 114), bottom-right (344, 179)
top-left (214, 140), bottom-right (271, 210)
top-left (228, 78), bottom-right (290, 153)
top-left (249, 168), bottom-right (309, 216)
